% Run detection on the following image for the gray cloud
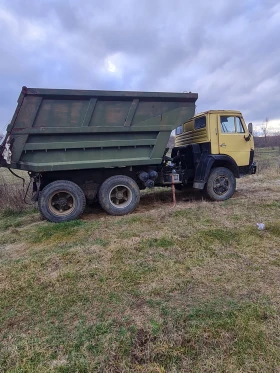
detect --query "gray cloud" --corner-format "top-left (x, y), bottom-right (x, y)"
top-left (0, 0), bottom-right (279, 133)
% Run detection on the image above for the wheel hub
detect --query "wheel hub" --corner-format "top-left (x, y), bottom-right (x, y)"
top-left (116, 191), bottom-right (124, 199)
top-left (109, 184), bottom-right (132, 208)
top-left (214, 176), bottom-right (229, 195)
top-left (49, 191), bottom-right (75, 216)
top-left (56, 197), bottom-right (68, 207)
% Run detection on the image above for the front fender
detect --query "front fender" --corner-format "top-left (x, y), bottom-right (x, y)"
top-left (193, 154), bottom-right (239, 190)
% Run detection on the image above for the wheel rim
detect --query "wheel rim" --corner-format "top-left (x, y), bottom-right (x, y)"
top-left (109, 184), bottom-right (132, 209)
top-left (212, 175), bottom-right (230, 196)
top-left (48, 190), bottom-right (76, 216)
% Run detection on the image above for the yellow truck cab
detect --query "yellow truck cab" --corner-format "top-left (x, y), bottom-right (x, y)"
top-left (173, 110), bottom-right (256, 201)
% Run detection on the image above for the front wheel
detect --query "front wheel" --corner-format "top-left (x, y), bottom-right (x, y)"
top-left (38, 180), bottom-right (86, 222)
top-left (98, 175), bottom-right (140, 216)
top-left (206, 167), bottom-right (236, 201)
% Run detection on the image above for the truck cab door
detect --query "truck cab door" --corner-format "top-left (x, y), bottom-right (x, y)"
top-left (218, 115), bottom-right (252, 166)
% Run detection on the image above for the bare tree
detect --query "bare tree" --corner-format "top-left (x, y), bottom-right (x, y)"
top-left (261, 117), bottom-right (269, 146)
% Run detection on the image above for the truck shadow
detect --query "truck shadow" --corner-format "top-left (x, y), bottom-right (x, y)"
top-left (83, 188), bottom-right (206, 219)
top-left (140, 188), bottom-right (205, 207)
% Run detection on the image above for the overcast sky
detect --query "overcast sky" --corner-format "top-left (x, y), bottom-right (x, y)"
top-left (0, 0), bottom-right (279, 133)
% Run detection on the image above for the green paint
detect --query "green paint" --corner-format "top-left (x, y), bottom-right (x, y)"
top-left (2, 87), bottom-right (197, 172)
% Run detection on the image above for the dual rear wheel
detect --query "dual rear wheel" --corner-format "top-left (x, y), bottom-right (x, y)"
top-left (38, 180), bottom-right (86, 223)
top-left (98, 175), bottom-right (140, 216)
top-left (38, 176), bottom-right (140, 223)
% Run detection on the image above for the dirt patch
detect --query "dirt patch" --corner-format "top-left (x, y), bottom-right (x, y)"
top-left (131, 328), bottom-right (157, 365)
top-left (1, 242), bottom-right (29, 260)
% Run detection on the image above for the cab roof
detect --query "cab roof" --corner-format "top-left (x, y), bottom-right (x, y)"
top-left (194, 110), bottom-right (242, 117)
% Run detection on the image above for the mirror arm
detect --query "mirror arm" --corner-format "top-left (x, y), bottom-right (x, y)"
top-left (244, 133), bottom-right (251, 141)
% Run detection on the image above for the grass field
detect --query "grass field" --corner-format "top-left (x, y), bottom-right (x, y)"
top-left (0, 149), bottom-right (280, 372)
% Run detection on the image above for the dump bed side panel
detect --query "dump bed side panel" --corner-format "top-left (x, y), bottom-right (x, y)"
top-left (1, 87), bottom-right (197, 172)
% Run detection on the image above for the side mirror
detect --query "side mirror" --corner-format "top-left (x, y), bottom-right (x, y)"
top-left (248, 122), bottom-right (253, 134)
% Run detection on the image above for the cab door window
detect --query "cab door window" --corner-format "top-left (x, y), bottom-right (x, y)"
top-left (235, 117), bottom-right (245, 133)
top-left (220, 116), bottom-right (235, 133)
top-left (220, 116), bottom-right (244, 133)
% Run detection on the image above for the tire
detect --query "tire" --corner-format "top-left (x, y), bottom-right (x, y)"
top-left (98, 175), bottom-right (140, 216)
top-left (206, 167), bottom-right (236, 201)
top-left (38, 180), bottom-right (86, 223)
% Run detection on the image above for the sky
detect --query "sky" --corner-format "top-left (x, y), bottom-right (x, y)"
top-left (0, 0), bottom-right (279, 134)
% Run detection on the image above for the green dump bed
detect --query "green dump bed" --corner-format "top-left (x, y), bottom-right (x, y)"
top-left (0, 87), bottom-right (198, 172)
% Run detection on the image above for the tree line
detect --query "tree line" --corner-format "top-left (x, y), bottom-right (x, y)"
top-left (254, 135), bottom-right (280, 148)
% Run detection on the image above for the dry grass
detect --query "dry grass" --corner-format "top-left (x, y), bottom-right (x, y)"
top-left (0, 149), bottom-right (280, 372)
top-left (0, 168), bottom-right (30, 212)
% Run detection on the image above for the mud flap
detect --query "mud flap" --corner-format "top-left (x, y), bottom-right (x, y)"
top-left (193, 155), bottom-right (215, 190)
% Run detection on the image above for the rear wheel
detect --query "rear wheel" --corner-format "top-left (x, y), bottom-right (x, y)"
top-left (206, 167), bottom-right (236, 201)
top-left (38, 180), bottom-right (86, 222)
top-left (98, 175), bottom-right (140, 215)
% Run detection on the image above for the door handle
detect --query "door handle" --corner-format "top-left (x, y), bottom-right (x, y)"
top-left (220, 143), bottom-right (226, 147)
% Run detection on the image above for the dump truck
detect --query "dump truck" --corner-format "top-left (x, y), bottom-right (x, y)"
top-left (0, 86), bottom-right (256, 222)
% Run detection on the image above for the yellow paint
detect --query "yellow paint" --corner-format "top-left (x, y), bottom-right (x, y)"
top-left (175, 110), bottom-right (254, 167)
top-left (175, 114), bottom-right (209, 147)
